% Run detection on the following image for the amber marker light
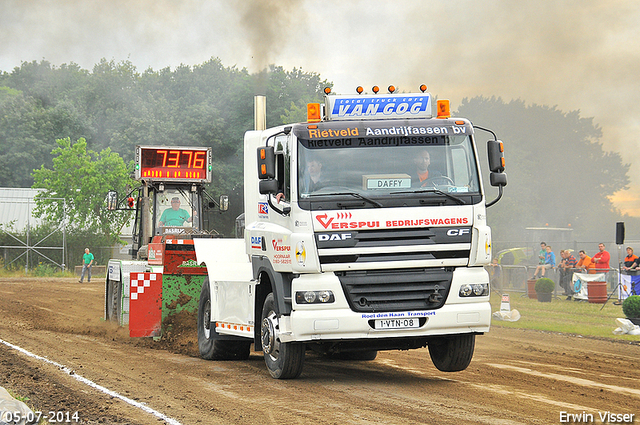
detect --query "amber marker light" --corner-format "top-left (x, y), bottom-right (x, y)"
top-left (356, 86), bottom-right (364, 94)
top-left (307, 103), bottom-right (321, 123)
top-left (419, 84), bottom-right (427, 93)
top-left (324, 87), bottom-right (332, 95)
top-left (388, 85), bottom-right (396, 93)
top-left (372, 85), bottom-right (380, 94)
top-left (260, 148), bottom-right (266, 160)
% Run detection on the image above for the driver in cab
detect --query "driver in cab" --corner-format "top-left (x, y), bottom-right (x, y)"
top-left (158, 197), bottom-right (193, 226)
top-left (412, 149), bottom-right (438, 187)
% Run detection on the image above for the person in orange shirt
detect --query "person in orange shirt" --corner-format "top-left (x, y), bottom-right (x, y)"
top-left (575, 250), bottom-right (596, 274)
top-left (411, 148), bottom-right (448, 188)
top-left (622, 247), bottom-right (638, 271)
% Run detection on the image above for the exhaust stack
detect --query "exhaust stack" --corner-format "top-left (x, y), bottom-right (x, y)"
top-left (254, 95), bottom-right (266, 131)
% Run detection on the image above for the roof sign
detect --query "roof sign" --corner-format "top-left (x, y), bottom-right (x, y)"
top-left (326, 93), bottom-right (432, 121)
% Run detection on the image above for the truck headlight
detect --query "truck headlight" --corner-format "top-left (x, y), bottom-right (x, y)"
top-left (459, 283), bottom-right (489, 297)
top-left (296, 290), bottom-right (335, 304)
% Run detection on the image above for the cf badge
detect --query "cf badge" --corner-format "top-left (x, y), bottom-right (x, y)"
top-left (295, 241), bottom-right (306, 267)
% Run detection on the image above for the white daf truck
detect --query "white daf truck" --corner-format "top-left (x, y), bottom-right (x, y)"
top-left (194, 86), bottom-right (507, 379)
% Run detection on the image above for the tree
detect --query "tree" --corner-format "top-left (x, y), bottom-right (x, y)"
top-left (457, 96), bottom-right (630, 242)
top-left (32, 137), bottom-right (135, 244)
top-left (2, 58), bottom-right (333, 235)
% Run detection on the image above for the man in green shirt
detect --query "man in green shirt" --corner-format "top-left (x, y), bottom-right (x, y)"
top-left (79, 247), bottom-right (94, 283)
top-left (158, 197), bottom-right (193, 227)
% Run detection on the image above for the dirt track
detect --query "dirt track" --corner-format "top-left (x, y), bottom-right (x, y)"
top-left (0, 276), bottom-right (639, 425)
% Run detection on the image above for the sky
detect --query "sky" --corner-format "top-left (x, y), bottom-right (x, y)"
top-left (2, 0), bottom-right (640, 215)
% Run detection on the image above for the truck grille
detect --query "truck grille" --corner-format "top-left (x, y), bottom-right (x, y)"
top-left (336, 268), bottom-right (452, 312)
top-left (316, 227), bottom-right (471, 265)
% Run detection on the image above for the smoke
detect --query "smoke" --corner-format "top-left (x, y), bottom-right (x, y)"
top-left (234, 0), bottom-right (305, 74)
top-left (232, 0), bottom-right (306, 95)
top-left (2, 0), bottom-right (640, 213)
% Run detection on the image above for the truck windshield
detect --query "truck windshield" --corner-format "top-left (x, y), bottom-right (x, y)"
top-left (295, 120), bottom-right (481, 206)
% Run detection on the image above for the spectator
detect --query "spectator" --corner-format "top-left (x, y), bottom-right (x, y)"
top-left (79, 248), bottom-right (94, 283)
top-left (592, 243), bottom-right (611, 273)
top-left (622, 247), bottom-right (638, 271)
top-left (559, 249), bottom-right (577, 299)
top-left (488, 257), bottom-right (502, 292)
top-left (533, 245), bottom-right (556, 279)
top-left (575, 250), bottom-right (596, 274)
top-left (537, 242), bottom-right (547, 267)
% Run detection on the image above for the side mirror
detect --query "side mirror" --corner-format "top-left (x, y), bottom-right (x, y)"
top-left (219, 195), bottom-right (229, 212)
top-left (490, 172), bottom-right (507, 187)
top-left (259, 179), bottom-right (279, 195)
top-left (106, 190), bottom-right (118, 211)
top-left (487, 140), bottom-right (505, 173)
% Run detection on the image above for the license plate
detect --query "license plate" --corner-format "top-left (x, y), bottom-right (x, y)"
top-left (375, 318), bottom-right (420, 329)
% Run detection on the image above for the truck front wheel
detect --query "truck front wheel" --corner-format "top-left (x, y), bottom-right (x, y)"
top-left (261, 293), bottom-right (305, 379)
top-left (198, 279), bottom-right (251, 360)
top-left (428, 334), bottom-right (475, 372)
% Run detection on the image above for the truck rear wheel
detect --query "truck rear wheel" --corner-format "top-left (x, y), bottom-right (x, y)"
top-left (428, 334), bottom-right (475, 372)
top-left (105, 278), bottom-right (121, 323)
top-left (261, 293), bottom-right (305, 379)
top-left (198, 278), bottom-right (251, 360)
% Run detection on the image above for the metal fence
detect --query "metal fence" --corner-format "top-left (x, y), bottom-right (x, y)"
top-left (488, 238), bottom-right (638, 300)
top-left (0, 196), bottom-right (67, 272)
top-left (487, 263), bottom-right (622, 299)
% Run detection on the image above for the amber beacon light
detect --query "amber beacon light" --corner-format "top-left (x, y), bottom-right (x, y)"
top-left (307, 103), bottom-right (321, 123)
top-left (437, 99), bottom-right (451, 119)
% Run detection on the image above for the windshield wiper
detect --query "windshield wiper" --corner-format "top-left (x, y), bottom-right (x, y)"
top-left (394, 188), bottom-right (466, 205)
top-left (312, 191), bottom-right (383, 208)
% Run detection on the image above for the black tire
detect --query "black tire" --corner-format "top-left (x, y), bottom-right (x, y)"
top-left (261, 293), bottom-right (305, 379)
top-left (105, 279), bottom-right (121, 323)
top-left (428, 334), bottom-right (475, 372)
top-left (197, 279), bottom-right (251, 361)
top-left (331, 350), bottom-right (378, 361)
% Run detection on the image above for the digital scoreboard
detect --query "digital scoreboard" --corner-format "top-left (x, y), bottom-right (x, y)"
top-left (135, 146), bottom-right (212, 183)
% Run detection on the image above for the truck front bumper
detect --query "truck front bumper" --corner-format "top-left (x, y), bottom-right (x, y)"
top-left (281, 266), bottom-right (491, 343)
top-left (280, 301), bottom-right (491, 343)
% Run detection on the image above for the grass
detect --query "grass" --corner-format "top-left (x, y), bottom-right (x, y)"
top-left (489, 291), bottom-right (640, 343)
top-left (0, 266), bottom-right (76, 278)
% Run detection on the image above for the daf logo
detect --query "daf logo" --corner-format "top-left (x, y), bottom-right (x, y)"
top-left (318, 233), bottom-right (352, 241)
top-left (447, 228), bottom-right (470, 236)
